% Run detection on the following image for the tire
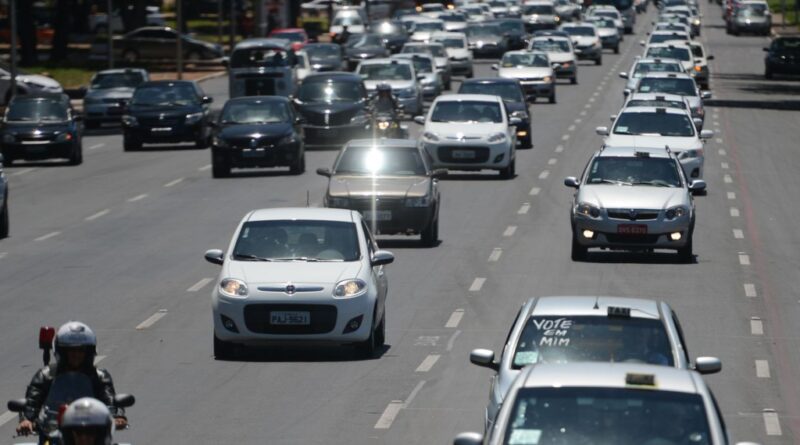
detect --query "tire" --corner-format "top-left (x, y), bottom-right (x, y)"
top-left (289, 152), bottom-right (305, 175)
top-left (68, 145), bottom-right (83, 166)
top-left (84, 120), bottom-right (100, 130)
top-left (466, 69), bottom-right (474, 79)
top-left (356, 311), bottom-right (384, 358)
top-left (1, 156), bottom-right (11, 167)
top-left (0, 195), bottom-right (9, 239)
top-left (595, 56), bottom-right (603, 66)
top-left (123, 49), bottom-right (139, 64)
top-left (522, 135), bottom-right (533, 149)
top-left (213, 334), bottom-right (235, 360)
top-left (571, 74), bottom-right (578, 85)
top-left (614, 45), bottom-right (620, 54)
top-left (123, 137), bottom-right (141, 151)
top-left (500, 159), bottom-right (515, 179)
top-left (765, 68), bottom-right (773, 79)
top-left (195, 134), bottom-right (209, 149)
top-left (549, 91), bottom-right (557, 104)
top-left (571, 230), bottom-right (588, 261)
top-left (421, 216), bottom-right (438, 247)
top-left (211, 159), bottom-right (230, 178)
top-left (677, 234), bottom-right (693, 263)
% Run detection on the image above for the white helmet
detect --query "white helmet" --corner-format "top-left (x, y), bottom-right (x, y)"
top-left (54, 321), bottom-right (97, 365)
top-left (60, 397), bottom-right (113, 445)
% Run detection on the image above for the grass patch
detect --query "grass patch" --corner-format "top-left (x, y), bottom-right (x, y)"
top-left (767, 0), bottom-right (799, 27)
top-left (20, 66), bottom-right (96, 89)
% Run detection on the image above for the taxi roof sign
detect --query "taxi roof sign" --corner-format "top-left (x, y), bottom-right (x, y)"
top-left (607, 306), bottom-right (632, 318)
top-left (626, 373), bottom-right (657, 386)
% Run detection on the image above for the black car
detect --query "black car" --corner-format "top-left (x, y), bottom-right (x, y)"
top-left (458, 78), bottom-right (533, 149)
top-left (344, 34), bottom-right (390, 70)
top-left (0, 93), bottom-right (83, 165)
top-left (371, 20), bottom-right (410, 53)
top-left (304, 43), bottom-right (345, 72)
top-left (488, 19), bottom-right (530, 51)
top-left (113, 27), bottom-right (224, 63)
top-left (122, 80), bottom-right (213, 151)
top-left (294, 72), bottom-right (371, 148)
top-left (764, 37), bottom-right (800, 79)
top-left (210, 96), bottom-right (305, 177)
top-left (465, 24), bottom-right (511, 58)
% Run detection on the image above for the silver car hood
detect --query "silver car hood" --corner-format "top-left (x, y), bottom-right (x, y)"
top-left (604, 134), bottom-right (703, 152)
top-left (328, 176), bottom-right (430, 199)
top-left (364, 79), bottom-right (415, 91)
top-left (499, 66), bottom-right (553, 79)
top-left (86, 87), bottom-right (135, 100)
top-left (547, 52), bottom-right (576, 63)
top-left (597, 28), bottom-right (618, 37)
top-left (578, 185), bottom-right (688, 210)
top-left (572, 36), bottom-right (599, 46)
top-left (226, 260), bottom-right (363, 286)
top-left (426, 121), bottom-right (506, 137)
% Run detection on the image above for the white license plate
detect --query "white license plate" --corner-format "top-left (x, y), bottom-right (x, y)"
top-left (151, 127), bottom-right (172, 132)
top-left (270, 311), bottom-right (310, 325)
top-left (452, 149), bottom-right (476, 159)
top-left (363, 210), bottom-right (392, 221)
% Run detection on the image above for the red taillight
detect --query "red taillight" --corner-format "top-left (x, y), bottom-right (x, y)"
top-left (57, 404), bottom-right (68, 426)
top-left (39, 326), bottom-right (55, 349)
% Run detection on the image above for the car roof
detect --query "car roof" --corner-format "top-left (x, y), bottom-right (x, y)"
top-left (628, 92), bottom-right (687, 101)
top-left (561, 22), bottom-right (597, 27)
top-left (532, 35), bottom-right (570, 42)
top-left (404, 41), bottom-right (444, 48)
top-left (270, 28), bottom-right (306, 33)
top-left (435, 94), bottom-right (502, 103)
top-left (233, 38), bottom-right (293, 51)
top-left (461, 77), bottom-right (520, 85)
top-left (530, 296), bottom-right (664, 319)
top-left (392, 53), bottom-right (435, 61)
top-left (635, 57), bottom-right (683, 64)
top-left (620, 105), bottom-right (687, 115)
top-left (639, 71), bottom-right (693, 79)
top-left (225, 96), bottom-right (290, 105)
top-left (357, 58), bottom-right (413, 66)
top-left (302, 72), bottom-right (363, 82)
top-left (598, 145), bottom-right (675, 159)
top-left (247, 207), bottom-right (356, 223)
top-left (519, 363), bottom-right (702, 393)
top-left (346, 138), bottom-right (420, 149)
top-left (139, 80), bottom-right (196, 87)
top-left (503, 49), bottom-right (547, 56)
top-left (647, 42), bottom-right (692, 48)
top-left (431, 31), bottom-right (467, 38)
top-left (94, 68), bottom-right (148, 75)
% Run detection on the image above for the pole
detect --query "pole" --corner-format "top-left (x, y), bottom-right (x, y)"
top-left (229, 0), bottom-right (236, 54)
top-left (364, 0), bottom-right (370, 27)
top-left (108, 0), bottom-right (114, 69)
top-left (10, 0), bottom-right (18, 97)
top-left (218, 0), bottom-right (223, 44)
top-left (177, 0), bottom-right (183, 79)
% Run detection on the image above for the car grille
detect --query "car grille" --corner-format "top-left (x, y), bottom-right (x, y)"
top-left (243, 304), bottom-right (337, 334)
top-left (607, 209), bottom-right (660, 221)
top-left (346, 196), bottom-right (406, 211)
top-left (605, 234), bottom-right (661, 244)
top-left (437, 146), bottom-right (490, 163)
top-left (138, 116), bottom-right (183, 126)
top-left (303, 112), bottom-right (354, 126)
top-left (226, 136), bottom-right (283, 149)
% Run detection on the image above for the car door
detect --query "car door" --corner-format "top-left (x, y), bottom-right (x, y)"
top-left (153, 29), bottom-right (179, 59)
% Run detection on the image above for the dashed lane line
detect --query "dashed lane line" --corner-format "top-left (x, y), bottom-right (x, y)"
top-left (721, 162), bottom-right (729, 170)
top-left (88, 143), bottom-right (105, 150)
top-left (580, 110), bottom-right (587, 116)
top-left (538, 170), bottom-right (550, 179)
top-left (135, 309), bottom-right (167, 330)
top-left (0, 252), bottom-right (7, 259)
top-left (561, 134), bottom-right (570, 141)
top-left (727, 192), bottom-right (736, 200)
top-left (415, 354), bottom-right (441, 372)
top-left (744, 283), bottom-right (757, 297)
top-left (719, 149), bottom-right (727, 156)
top-left (469, 278), bottom-right (486, 292)
top-left (187, 277), bottom-right (214, 292)
top-left (164, 178), bottom-right (184, 188)
top-left (445, 309), bottom-right (465, 328)
top-left (756, 360), bottom-right (771, 378)
top-left (529, 187), bottom-right (541, 196)
top-left (84, 209), bottom-right (110, 221)
top-left (555, 145), bottom-right (564, 153)
top-left (567, 124), bottom-right (576, 131)
top-left (94, 355), bottom-right (107, 365)
top-left (716, 138), bottom-right (724, 144)
top-left (763, 410), bottom-right (782, 436)
top-left (739, 254), bottom-right (751, 265)
top-left (548, 158), bottom-right (557, 165)
top-left (751, 317), bottom-right (764, 335)
top-left (724, 174), bottom-right (733, 183)
top-left (34, 231), bottom-right (61, 242)
top-left (446, 330), bottom-right (461, 351)
top-left (503, 226), bottom-right (517, 237)
top-left (127, 193), bottom-right (148, 202)
top-left (10, 168), bottom-right (36, 177)
top-left (584, 104), bottom-right (591, 109)
top-left (518, 203), bottom-right (530, 214)
top-left (488, 248), bottom-right (503, 262)
top-left (730, 207), bottom-right (740, 217)
top-left (198, 164), bottom-right (212, 172)
top-left (733, 229), bottom-right (744, 239)
top-left (0, 410), bottom-right (16, 427)
top-left (374, 381), bottom-right (426, 429)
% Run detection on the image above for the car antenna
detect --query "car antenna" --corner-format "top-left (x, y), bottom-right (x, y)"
top-left (593, 296), bottom-right (600, 310)
top-left (306, 190), bottom-right (310, 207)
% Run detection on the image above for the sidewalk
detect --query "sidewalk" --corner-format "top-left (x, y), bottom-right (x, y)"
top-left (771, 13), bottom-right (800, 36)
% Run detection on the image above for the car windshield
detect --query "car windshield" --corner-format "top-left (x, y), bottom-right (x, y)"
top-left (774, 38), bottom-right (800, 52)
top-left (403, 44), bottom-right (446, 57)
top-left (220, 101), bottom-right (289, 124)
top-left (531, 39), bottom-right (571, 52)
top-left (466, 25), bottom-right (500, 38)
top-left (632, 62), bottom-right (683, 78)
top-left (593, 18), bottom-right (617, 28)
top-left (646, 46), bottom-right (691, 61)
top-left (739, 4), bottom-right (768, 16)
top-left (333, 15), bottom-right (362, 26)
top-left (272, 31), bottom-right (305, 42)
top-left (90, 72), bottom-right (146, 89)
top-left (358, 63), bottom-right (413, 81)
top-left (131, 84), bottom-right (197, 106)
top-left (335, 146), bottom-right (427, 176)
top-left (230, 48), bottom-right (293, 68)
top-left (627, 99), bottom-right (686, 109)
top-left (501, 53), bottom-right (550, 67)
top-left (614, 111), bottom-right (695, 137)
top-left (564, 26), bottom-right (596, 36)
top-left (649, 33), bottom-right (689, 44)
top-left (496, 21), bottom-right (525, 34)
top-left (587, 156), bottom-right (684, 187)
top-left (459, 82), bottom-right (524, 102)
top-left (413, 22), bottom-right (444, 32)
top-left (524, 4), bottom-right (555, 14)
top-left (436, 38), bottom-right (466, 49)
top-left (512, 316), bottom-right (675, 368)
top-left (304, 44), bottom-right (341, 60)
top-left (346, 34), bottom-right (383, 48)
top-left (5, 99), bottom-right (68, 122)
top-left (233, 220), bottom-right (360, 262)
top-left (594, 10), bottom-right (620, 18)
top-left (430, 100), bottom-right (503, 123)
top-left (298, 80), bottom-right (363, 103)
top-left (440, 14), bottom-right (466, 22)
top-left (398, 56), bottom-right (433, 73)
top-left (637, 77), bottom-right (697, 96)
top-left (504, 388), bottom-right (711, 445)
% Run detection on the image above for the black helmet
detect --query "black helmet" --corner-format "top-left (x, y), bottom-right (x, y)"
top-left (376, 83), bottom-right (392, 95)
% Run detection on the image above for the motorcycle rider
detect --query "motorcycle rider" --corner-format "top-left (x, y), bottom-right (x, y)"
top-left (371, 83), bottom-right (400, 118)
top-left (16, 321), bottom-right (127, 437)
top-left (60, 398), bottom-right (114, 445)
top-left (333, 25), bottom-right (352, 46)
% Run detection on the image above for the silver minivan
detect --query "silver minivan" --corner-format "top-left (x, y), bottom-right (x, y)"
top-left (227, 39), bottom-right (298, 99)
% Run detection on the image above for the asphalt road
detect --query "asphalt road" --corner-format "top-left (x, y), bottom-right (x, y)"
top-left (1, 3), bottom-right (799, 444)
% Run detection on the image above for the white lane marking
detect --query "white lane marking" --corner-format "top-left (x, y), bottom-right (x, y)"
top-left (94, 355), bottom-right (107, 365)
top-left (538, 170), bottom-right (550, 179)
top-left (445, 309), bottom-right (465, 328)
top-left (723, 174), bottom-right (733, 183)
top-left (715, 138), bottom-right (723, 144)
top-left (414, 336), bottom-right (439, 346)
top-left (751, 317), bottom-right (764, 335)
top-left (718, 149), bottom-right (727, 156)
top-left (739, 254), bottom-right (750, 265)
top-left (488, 248), bottom-right (503, 262)
top-left (744, 283), bottom-right (757, 297)
top-left (555, 145), bottom-right (564, 153)
top-left (592, 91), bottom-right (599, 97)
top-left (574, 118), bottom-right (582, 124)
top-left (503, 226), bottom-right (517, 237)
top-left (567, 124), bottom-right (576, 131)
top-left (529, 187), bottom-right (541, 196)
top-left (404, 380), bottom-right (426, 406)
top-left (584, 104), bottom-right (591, 109)
top-left (561, 134), bottom-right (570, 141)
top-left (518, 203), bottom-right (530, 214)
top-left (415, 354), bottom-right (441, 372)
top-left (580, 110), bottom-right (587, 116)
top-left (187, 277), bottom-right (214, 292)
top-left (0, 252), bottom-right (7, 259)
top-left (198, 164), bottom-right (212, 171)
top-left (88, 143), bottom-right (105, 150)
top-left (733, 229), bottom-right (744, 239)
top-left (730, 207), bottom-right (740, 217)
top-left (135, 309), bottom-right (167, 330)
top-left (10, 168), bottom-right (36, 177)
top-left (763, 410), bottom-right (782, 436)
top-left (548, 158), bottom-right (557, 165)
top-left (755, 360), bottom-right (771, 378)
top-left (84, 209), bottom-right (110, 221)
top-left (727, 191), bottom-right (736, 200)
top-left (127, 193), bottom-right (148, 202)
top-left (469, 277), bottom-right (486, 292)
top-left (588, 97), bottom-right (595, 103)
top-left (164, 177), bottom-right (184, 188)
top-left (374, 401), bottom-right (404, 429)
top-left (34, 231), bottom-right (61, 242)
top-left (447, 330), bottom-right (462, 351)
top-left (713, 121), bottom-right (720, 127)
top-left (721, 162), bottom-right (729, 169)
top-left (0, 410), bottom-right (16, 427)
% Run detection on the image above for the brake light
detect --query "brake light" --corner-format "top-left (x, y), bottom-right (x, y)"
top-left (57, 404), bottom-right (68, 426)
top-left (694, 65), bottom-right (702, 72)
top-left (39, 326), bottom-right (55, 349)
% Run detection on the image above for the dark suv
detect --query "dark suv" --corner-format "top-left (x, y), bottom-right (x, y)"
top-left (122, 80), bottom-right (213, 151)
top-left (293, 73), bottom-right (371, 148)
top-left (764, 37), bottom-right (800, 79)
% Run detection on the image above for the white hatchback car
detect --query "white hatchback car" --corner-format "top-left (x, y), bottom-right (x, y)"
top-left (205, 208), bottom-right (394, 359)
top-left (414, 94), bottom-right (519, 179)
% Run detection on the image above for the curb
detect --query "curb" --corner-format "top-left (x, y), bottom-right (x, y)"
top-left (196, 71), bottom-right (227, 83)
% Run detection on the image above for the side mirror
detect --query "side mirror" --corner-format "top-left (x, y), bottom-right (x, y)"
top-left (491, 63), bottom-right (499, 70)
top-left (202, 96), bottom-right (214, 104)
top-left (431, 168), bottom-right (448, 179)
top-left (454, 432), bottom-right (484, 445)
top-left (509, 116), bottom-right (522, 126)
top-left (113, 394), bottom-right (136, 408)
top-left (701, 91), bottom-right (712, 99)
top-left (316, 167), bottom-right (332, 177)
top-left (623, 88), bottom-right (631, 97)
top-left (371, 250), bottom-right (395, 267)
top-left (762, 47), bottom-right (769, 52)
top-left (693, 117), bottom-right (703, 128)
top-left (689, 179), bottom-right (707, 192)
top-left (699, 129), bottom-right (714, 139)
top-left (639, 40), bottom-right (646, 46)
top-left (204, 249), bottom-right (224, 265)
top-left (469, 348), bottom-right (499, 371)
top-left (564, 176), bottom-right (580, 188)
top-left (694, 356), bottom-right (721, 374)
top-left (706, 54), bottom-right (714, 60)
top-left (221, 56), bottom-right (229, 68)
top-left (618, 71), bottom-right (628, 79)
top-left (413, 115), bottom-right (426, 125)
top-left (609, 114), bottom-right (617, 122)
top-left (595, 126), bottom-right (609, 136)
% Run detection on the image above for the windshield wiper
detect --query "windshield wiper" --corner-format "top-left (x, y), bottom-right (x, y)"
top-left (270, 257), bottom-right (322, 262)
top-left (233, 254), bottom-right (273, 261)
top-left (592, 179), bottom-right (632, 185)
top-left (631, 180), bottom-right (674, 187)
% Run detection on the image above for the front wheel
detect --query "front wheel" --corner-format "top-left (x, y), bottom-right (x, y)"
top-left (214, 334), bottom-right (236, 360)
top-left (356, 312), bottom-right (385, 358)
top-left (571, 230), bottom-right (588, 261)
top-left (0, 195), bottom-right (9, 239)
top-left (571, 74), bottom-right (578, 85)
top-left (614, 45), bottom-right (620, 54)
top-left (123, 137), bottom-right (141, 151)
top-left (549, 90), bottom-right (557, 104)
top-left (595, 56), bottom-right (603, 66)
top-left (212, 159), bottom-right (231, 178)
top-left (68, 145), bottom-right (83, 166)
top-left (289, 152), bottom-right (305, 175)
top-left (421, 216), bottom-right (439, 247)
top-left (677, 233), bottom-right (694, 263)
top-left (500, 159), bottom-right (515, 179)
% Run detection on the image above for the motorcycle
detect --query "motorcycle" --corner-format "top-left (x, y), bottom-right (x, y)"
top-left (372, 105), bottom-right (408, 139)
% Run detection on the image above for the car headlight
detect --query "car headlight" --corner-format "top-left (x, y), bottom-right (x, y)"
top-left (665, 206), bottom-right (688, 220)
top-left (278, 133), bottom-right (297, 145)
top-left (487, 132), bottom-right (506, 143)
top-left (594, 41), bottom-right (602, 49)
top-left (351, 112), bottom-right (370, 125)
top-left (333, 279), bottom-right (367, 298)
top-left (327, 196), bottom-right (349, 207)
top-left (219, 278), bottom-right (248, 298)
top-left (185, 112), bottom-right (204, 125)
top-left (377, 120), bottom-right (391, 130)
top-left (422, 131), bottom-right (439, 142)
top-left (405, 195), bottom-right (431, 207)
top-left (693, 19), bottom-right (701, 25)
top-left (121, 115), bottom-right (138, 126)
top-left (543, 76), bottom-right (553, 83)
top-left (421, 77), bottom-right (435, 86)
top-left (55, 132), bottom-right (73, 142)
top-left (576, 202), bottom-right (601, 218)
top-left (212, 136), bottom-right (229, 148)
top-left (2, 134), bottom-right (15, 144)
top-left (511, 111), bottom-right (529, 120)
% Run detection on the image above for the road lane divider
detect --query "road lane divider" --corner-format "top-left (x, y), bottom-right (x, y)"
top-left (164, 178), bottom-right (184, 188)
top-left (0, 410), bottom-right (16, 427)
top-left (503, 226), bottom-right (517, 237)
top-left (88, 143), bottom-right (105, 150)
top-left (187, 277), bottom-right (214, 292)
top-left (751, 317), bottom-right (764, 335)
top-left (724, 174), bottom-right (733, 183)
top-left (727, 192), bottom-right (736, 200)
top-left (739, 254), bottom-right (750, 265)
top-left (548, 158), bottom-right (557, 165)
top-left (744, 283), bottom-right (757, 297)
top-left (415, 354), bottom-right (441, 372)
top-left (529, 187), bottom-right (541, 196)
top-left (374, 381), bottom-right (426, 430)
top-left (10, 168), bottom-right (36, 177)
top-left (447, 330), bottom-right (461, 351)
top-left (136, 309), bottom-right (167, 330)
top-left (755, 360), bottom-right (771, 378)
top-left (84, 209), bottom-right (110, 221)
top-left (730, 207), bottom-right (740, 217)
top-left (469, 278), bottom-right (486, 292)
top-left (733, 229), bottom-right (744, 239)
top-left (445, 309), bottom-right (465, 328)
top-left (488, 248), bottom-right (502, 263)
top-left (763, 409), bottom-right (782, 436)
top-left (34, 231), bottom-right (61, 242)
top-left (198, 164), bottom-right (212, 171)
top-left (517, 203), bottom-right (530, 214)
top-left (538, 171), bottom-right (549, 179)
top-left (127, 193), bottom-right (148, 202)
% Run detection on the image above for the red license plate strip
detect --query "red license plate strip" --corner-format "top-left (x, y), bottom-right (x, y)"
top-left (617, 224), bottom-right (648, 235)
